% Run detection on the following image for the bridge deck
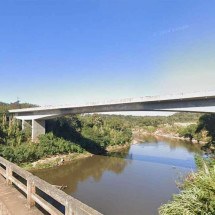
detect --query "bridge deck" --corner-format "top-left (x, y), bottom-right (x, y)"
top-left (0, 175), bottom-right (42, 215)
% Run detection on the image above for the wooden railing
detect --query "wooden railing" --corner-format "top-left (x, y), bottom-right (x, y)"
top-left (0, 157), bottom-right (102, 215)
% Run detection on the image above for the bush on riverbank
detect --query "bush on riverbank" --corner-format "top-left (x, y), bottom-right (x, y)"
top-left (159, 158), bottom-right (215, 215)
top-left (0, 133), bottom-right (84, 164)
top-left (178, 124), bottom-right (197, 141)
top-left (197, 114), bottom-right (215, 152)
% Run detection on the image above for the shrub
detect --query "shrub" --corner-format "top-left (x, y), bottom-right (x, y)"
top-left (0, 133), bottom-right (84, 164)
top-left (159, 161), bottom-right (215, 215)
top-left (178, 124), bottom-right (197, 141)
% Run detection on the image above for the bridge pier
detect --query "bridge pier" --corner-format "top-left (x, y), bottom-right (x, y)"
top-left (21, 120), bottom-right (31, 131)
top-left (32, 119), bottom-right (45, 142)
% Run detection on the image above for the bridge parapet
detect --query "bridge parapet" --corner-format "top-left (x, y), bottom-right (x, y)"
top-left (0, 156), bottom-right (102, 215)
top-left (9, 90), bottom-right (215, 115)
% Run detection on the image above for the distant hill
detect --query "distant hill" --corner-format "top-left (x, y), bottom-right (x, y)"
top-left (167, 112), bottom-right (202, 123)
top-left (97, 112), bottom-right (202, 127)
top-left (0, 101), bottom-right (37, 114)
top-left (0, 102), bottom-right (7, 105)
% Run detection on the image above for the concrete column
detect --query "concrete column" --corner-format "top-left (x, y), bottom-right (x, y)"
top-left (22, 120), bottom-right (24, 130)
top-left (22, 120), bottom-right (30, 130)
top-left (32, 119), bottom-right (45, 142)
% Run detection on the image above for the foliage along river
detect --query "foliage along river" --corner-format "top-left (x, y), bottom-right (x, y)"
top-left (33, 136), bottom-right (202, 215)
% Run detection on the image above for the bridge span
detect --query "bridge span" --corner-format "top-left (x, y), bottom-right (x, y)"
top-left (9, 91), bottom-right (215, 141)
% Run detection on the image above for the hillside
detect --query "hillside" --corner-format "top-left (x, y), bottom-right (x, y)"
top-left (0, 101), bottom-right (37, 114)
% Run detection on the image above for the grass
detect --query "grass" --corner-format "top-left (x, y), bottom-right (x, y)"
top-left (159, 161), bottom-right (215, 215)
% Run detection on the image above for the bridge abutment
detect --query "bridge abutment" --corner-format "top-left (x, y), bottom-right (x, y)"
top-left (32, 119), bottom-right (45, 142)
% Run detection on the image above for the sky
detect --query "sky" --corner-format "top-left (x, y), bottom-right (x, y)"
top-left (0, 0), bottom-right (215, 113)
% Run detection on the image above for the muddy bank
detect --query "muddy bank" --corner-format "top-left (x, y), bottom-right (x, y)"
top-left (26, 142), bottom-right (135, 171)
top-left (106, 142), bottom-right (132, 152)
top-left (24, 152), bottom-right (93, 171)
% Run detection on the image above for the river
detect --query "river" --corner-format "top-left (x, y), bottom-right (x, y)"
top-left (33, 136), bottom-right (202, 215)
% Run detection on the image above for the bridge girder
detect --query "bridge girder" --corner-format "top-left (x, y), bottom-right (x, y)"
top-left (9, 92), bottom-right (215, 141)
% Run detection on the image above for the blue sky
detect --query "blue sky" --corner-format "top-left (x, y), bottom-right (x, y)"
top-left (0, 0), bottom-right (215, 107)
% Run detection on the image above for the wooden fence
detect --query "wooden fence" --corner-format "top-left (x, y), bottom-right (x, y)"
top-left (0, 156), bottom-right (102, 215)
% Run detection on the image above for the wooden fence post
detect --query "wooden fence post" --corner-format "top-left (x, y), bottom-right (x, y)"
top-left (27, 176), bottom-right (35, 208)
top-left (65, 198), bottom-right (76, 215)
top-left (6, 165), bottom-right (12, 185)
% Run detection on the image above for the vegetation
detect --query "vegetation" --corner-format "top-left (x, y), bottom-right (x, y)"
top-left (130, 113), bottom-right (213, 144)
top-left (0, 100), bottom-right (36, 114)
top-left (178, 124), bottom-right (198, 141)
top-left (197, 114), bottom-right (215, 152)
top-left (46, 114), bottom-right (132, 154)
top-left (0, 133), bottom-right (84, 164)
top-left (115, 112), bottom-right (202, 128)
top-left (159, 156), bottom-right (215, 215)
top-left (197, 114), bottom-right (215, 141)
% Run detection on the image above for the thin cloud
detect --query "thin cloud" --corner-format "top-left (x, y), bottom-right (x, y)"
top-left (153, 25), bottom-right (189, 37)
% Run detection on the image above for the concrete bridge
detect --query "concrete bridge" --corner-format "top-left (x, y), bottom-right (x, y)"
top-left (9, 91), bottom-right (215, 141)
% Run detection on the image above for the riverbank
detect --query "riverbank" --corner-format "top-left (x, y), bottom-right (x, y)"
top-left (106, 142), bottom-right (131, 152)
top-left (132, 128), bottom-right (207, 145)
top-left (26, 141), bottom-right (136, 171)
top-left (24, 152), bottom-right (93, 171)
top-left (25, 144), bottom-right (132, 171)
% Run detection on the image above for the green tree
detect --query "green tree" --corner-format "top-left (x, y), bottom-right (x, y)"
top-left (197, 114), bottom-right (215, 142)
top-left (179, 124), bottom-right (197, 141)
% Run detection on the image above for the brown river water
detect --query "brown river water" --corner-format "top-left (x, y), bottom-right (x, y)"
top-left (33, 136), bottom-right (202, 215)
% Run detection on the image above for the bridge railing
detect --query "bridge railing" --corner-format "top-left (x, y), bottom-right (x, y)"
top-left (0, 156), bottom-right (102, 215)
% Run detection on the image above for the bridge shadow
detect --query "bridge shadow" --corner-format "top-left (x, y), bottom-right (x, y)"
top-left (45, 118), bottom-right (106, 155)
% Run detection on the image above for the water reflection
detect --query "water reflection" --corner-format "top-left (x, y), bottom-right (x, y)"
top-left (109, 135), bottom-right (202, 169)
top-left (33, 155), bottom-right (130, 193)
top-left (135, 135), bottom-right (202, 153)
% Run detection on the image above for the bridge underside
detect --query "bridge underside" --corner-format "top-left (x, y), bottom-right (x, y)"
top-left (10, 96), bottom-right (215, 142)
